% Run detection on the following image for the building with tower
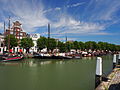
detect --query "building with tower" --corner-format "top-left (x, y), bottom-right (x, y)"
top-left (0, 20), bottom-right (27, 54)
top-left (5, 21), bottom-right (27, 40)
top-left (0, 20), bottom-right (40, 54)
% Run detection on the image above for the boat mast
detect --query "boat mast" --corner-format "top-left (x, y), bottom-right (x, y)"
top-left (48, 23), bottom-right (50, 39)
top-left (8, 16), bottom-right (11, 52)
top-left (48, 23), bottom-right (50, 52)
top-left (3, 21), bottom-right (6, 48)
top-left (65, 35), bottom-right (68, 52)
top-left (66, 35), bottom-right (67, 43)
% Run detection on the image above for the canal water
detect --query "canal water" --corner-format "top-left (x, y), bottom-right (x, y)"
top-left (0, 55), bottom-right (113, 90)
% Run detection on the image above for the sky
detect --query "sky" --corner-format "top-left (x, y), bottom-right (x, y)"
top-left (0, 0), bottom-right (120, 44)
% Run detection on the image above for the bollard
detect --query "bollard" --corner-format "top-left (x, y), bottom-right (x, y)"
top-left (95, 57), bottom-right (102, 88)
top-left (113, 54), bottom-right (117, 69)
top-left (118, 53), bottom-right (120, 65)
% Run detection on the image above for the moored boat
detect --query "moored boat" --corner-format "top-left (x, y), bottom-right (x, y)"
top-left (0, 55), bottom-right (24, 62)
top-left (33, 52), bottom-right (73, 59)
top-left (73, 56), bottom-right (81, 59)
top-left (51, 55), bottom-right (64, 59)
top-left (52, 55), bottom-right (73, 59)
top-left (33, 53), bottom-right (52, 59)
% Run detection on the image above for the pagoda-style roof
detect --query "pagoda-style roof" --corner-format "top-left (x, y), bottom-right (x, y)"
top-left (13, 21), bottom-right (21, 26)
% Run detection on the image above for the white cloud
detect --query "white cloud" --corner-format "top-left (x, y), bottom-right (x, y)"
top-left (43, 8), bottom-right (53, 13)
top-left (43, 7), bottom-right (61, 14)
top-left (51, 15), bottom-right (107, 36)
top-left (83, 0), bottom-right (120, 21)
top-left (0, 0), bottom-right (118, 37)
top-left (0, 23), bottom-right (3, 30)
top-left (43, 2), bottom-right (84, 14)
top-left (55, 7), bottom-right (61, 10)
top-left (67, 2), bottom-right (85, 8)
top-left (52, 16), bottom-right (80, 28)
top-left (0, 0), bottom-right (49, 32)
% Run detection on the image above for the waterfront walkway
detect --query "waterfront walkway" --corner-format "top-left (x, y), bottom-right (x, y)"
top-left (96, 68), bottom-right (120, 90)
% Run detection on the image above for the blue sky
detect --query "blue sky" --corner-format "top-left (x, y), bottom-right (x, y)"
top-left (0, 0), bottom-right (120, 44)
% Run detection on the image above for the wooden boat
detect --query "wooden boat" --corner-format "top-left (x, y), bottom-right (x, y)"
top-left (52, 55), bottom-right (72, 59)
top-left (72, 54), bottom-right (81, 59)
top-left (63, 56), bottom-right (73, 59)
top-left (73, 56), bottom-right (81, 59)
top-left (33, 53), bottom-right (52, 59)
top-left (0, 55), bottom-right (24, 62)
top-left (51, 55), bottom-right (64, 59)
top-left (33, 53), bottom-right (72, 59)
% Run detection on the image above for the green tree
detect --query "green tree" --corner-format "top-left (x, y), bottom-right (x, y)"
top-left (37, 36), bottom-right (57, 51)
top-left (5, 34), bottom-right (18, 49)
top-left (107, 44), bottom-right (115, 51)
top-left (98, 42), bottom-right (108, 50)
top-left (85, 41), bottom-right (97, 50)
top-left (48, 38), bottom-right (57, 51)
top-left (73, 41), bottom-right (80, 50)
top-left (37, 36), bottom-right (48, 50)
top-left (20, 37), bottom-right (34, 53)
top-left (115, 45), bottom-right (120, 51)
top-left (79, 41), bottom-right (85, 50)
top-left (66, 41), bottom-right (74, 52)
top-left (57, 41), bottom-right (66, 52)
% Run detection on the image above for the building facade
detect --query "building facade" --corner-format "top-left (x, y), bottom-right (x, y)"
top-left (0, 33), bottom-right (4, 47)
top-left (0, 21), bottom-right (27, 54)
top-left (0, 21), bottom-right (40, 54)
top-left (0, 34), bottom-right (5, 54)
top-left (5, 21), bottom-right (27, 40)
top-left (30, 33), bottom-right (40, 52)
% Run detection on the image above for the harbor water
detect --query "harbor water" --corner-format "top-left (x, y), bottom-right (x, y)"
top-left (0, 55), bottom-right (113, 90)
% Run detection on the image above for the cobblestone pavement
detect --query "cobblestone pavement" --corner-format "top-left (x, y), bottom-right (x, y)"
top-left (96, 69), bottom-right (120, 90)
top-left (108, 70), bottom-right (120, 90)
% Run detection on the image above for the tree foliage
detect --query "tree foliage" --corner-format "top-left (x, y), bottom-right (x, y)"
top-left (20, 37), bottom-right (34, 52)
top-left (79, 41), bottom-right (85, 50)
top-left (48, 38), bottom-right (57, 50)
top-left (57, 41), bottom-right (66, 52)
top-left (73, 41), bottom-right (80, 50)
top-left (5, 34), bottom-right (18, 48)
top-left (37, 36), bottom-right (48, 50)
top-left (37, 36), bottom-right (120, 52)
top-left (37, 36), bottom-right (57, 51)
top-left (85, 41), bottom-right (97, 50)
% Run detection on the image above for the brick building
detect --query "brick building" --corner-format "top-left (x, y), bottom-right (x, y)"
top-left (5, 21), bottom-right (27, 40)
top-left (2, 21), bottom-right (27, 53)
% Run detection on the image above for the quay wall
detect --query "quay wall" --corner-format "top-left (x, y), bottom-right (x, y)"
top-left (96, 68), bottom-right (120, 90)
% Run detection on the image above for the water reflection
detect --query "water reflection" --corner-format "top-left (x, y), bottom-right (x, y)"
top-left (0, 56), bottom-right (113, 90)
top-left (82, 57), bottom-right (96, 60)
top-left (0, 58), bottom-right (83, 67)
top-left (0, 59), bottom-right (67, 67)
top-left (0, 62), bottom-right (20, 66)
top-left (0, 56), bottom-right (104, 67)
top-left (22, 59), bottom-right (53, 67)
top-left (29, 60), bottom-right (37, 67)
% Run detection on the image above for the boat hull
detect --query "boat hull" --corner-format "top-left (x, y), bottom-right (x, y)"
top-left (1, 56), bottom-right (24, 62)
top-left (33, 55), bottom-right (72, 59)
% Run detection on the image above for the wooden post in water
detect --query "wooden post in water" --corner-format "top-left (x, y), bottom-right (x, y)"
top-left (113, 54), bottom-right (117, 69)
top-left (95, 57), bottom-right (102, 88)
